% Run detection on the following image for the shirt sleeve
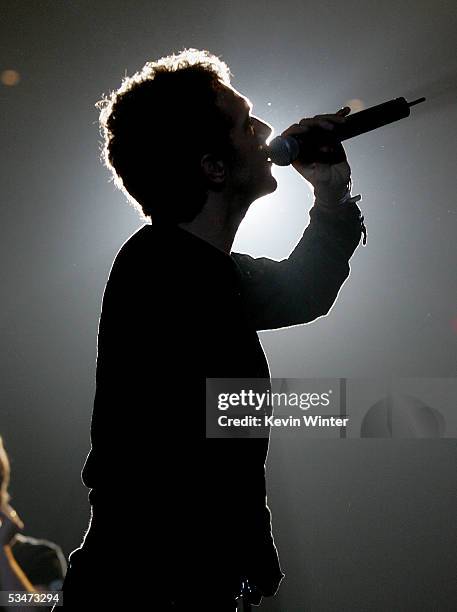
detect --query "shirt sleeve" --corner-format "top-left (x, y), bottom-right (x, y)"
top-left (231, 201), bottom-right (365, 331)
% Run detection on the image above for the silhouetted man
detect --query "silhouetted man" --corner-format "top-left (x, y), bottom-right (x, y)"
top-left (61, 49), bottom-right (365, 610)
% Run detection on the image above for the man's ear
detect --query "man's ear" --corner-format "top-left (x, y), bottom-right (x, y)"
top-left (201, 154), bottom-right (226, 186)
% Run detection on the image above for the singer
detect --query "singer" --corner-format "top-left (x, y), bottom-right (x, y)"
top-left (59, 49), bottom-right (365, 611)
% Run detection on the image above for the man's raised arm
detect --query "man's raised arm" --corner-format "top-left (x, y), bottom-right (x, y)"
top-left (233, 195), bottom-right (364, 330)
top-left (232, 108), bottom-right (366, 331)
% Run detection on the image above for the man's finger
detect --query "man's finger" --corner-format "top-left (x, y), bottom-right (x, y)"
top-left (312, 114), bottom-right (346, 124)
top-left (295, 119), bottom-right (336, 134)
top-left (281, 123), bottom-right (309, 138)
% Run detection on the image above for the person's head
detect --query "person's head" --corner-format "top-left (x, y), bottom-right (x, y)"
top-left (0, 436), bottom-right (11, 509)
top-left (98, 48), bottom-right (276, 223)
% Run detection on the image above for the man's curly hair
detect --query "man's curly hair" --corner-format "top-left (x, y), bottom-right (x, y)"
top-left (97, 49), bottom-right (234, 222)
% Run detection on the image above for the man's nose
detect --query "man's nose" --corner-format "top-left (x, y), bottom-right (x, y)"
top-left (252, 116), bottom-right (273, 141)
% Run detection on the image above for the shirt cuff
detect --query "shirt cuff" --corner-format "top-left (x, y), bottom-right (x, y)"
top-left (315, 183), bottom-right (362, 209)
top-left (310, 187), bottom-right (367, 246)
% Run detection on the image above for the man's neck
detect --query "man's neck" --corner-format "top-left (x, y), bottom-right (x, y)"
top-left (178, 194), bottom-right (250, 254)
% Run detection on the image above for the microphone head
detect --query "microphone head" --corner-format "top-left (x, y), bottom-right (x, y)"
top-left (267, 136), bottom-right (300, 166)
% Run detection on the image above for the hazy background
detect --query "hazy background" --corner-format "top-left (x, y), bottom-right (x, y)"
top-left (1, 1), bottom-right (456, 609)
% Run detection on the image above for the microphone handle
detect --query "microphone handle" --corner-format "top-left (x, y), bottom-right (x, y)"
top-left (337, 97), bottom-right (412, 141)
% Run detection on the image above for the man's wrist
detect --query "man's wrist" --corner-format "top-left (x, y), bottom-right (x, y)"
top-left (314, 181), bottom-right (361, 210)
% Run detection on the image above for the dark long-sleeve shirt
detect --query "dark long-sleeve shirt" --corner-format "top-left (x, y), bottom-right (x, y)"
top-left (80, 200), bottom-right (364, 598)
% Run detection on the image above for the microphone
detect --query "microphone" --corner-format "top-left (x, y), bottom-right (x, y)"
top-left (268, 96), bottom-right (426, 166)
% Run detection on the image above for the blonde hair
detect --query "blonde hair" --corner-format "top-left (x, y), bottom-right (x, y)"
top-left (0, 436), bottom-right (11, 508)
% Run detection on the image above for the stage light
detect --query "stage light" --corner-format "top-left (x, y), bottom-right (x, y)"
top-left (1, 70), bottom-right (20, 86)
top-left (344, 98), bottom-right (364, 113)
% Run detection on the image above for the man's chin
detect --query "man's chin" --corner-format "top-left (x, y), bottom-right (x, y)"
top-left (260, 174), bottom-right (278, 196)
top-left (250, 182), bottom-right (277, 205)
top-left (247, 173), bottom-right (278, 203)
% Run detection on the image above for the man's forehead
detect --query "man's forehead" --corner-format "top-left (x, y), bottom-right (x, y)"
top-left (217, 84), bottom-right (252, 115)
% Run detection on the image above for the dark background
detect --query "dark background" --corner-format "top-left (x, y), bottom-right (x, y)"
top-left (1, 1), bottom-right (456, 610)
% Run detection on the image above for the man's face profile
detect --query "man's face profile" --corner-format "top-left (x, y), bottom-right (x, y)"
top-left (216, 84), bottom-right (277, 203)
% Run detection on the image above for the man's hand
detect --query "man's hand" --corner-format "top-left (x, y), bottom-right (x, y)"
top-left (281, 107), bottom-right (352, 206)
top-left (0, 505), bottom-right (24, 546)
